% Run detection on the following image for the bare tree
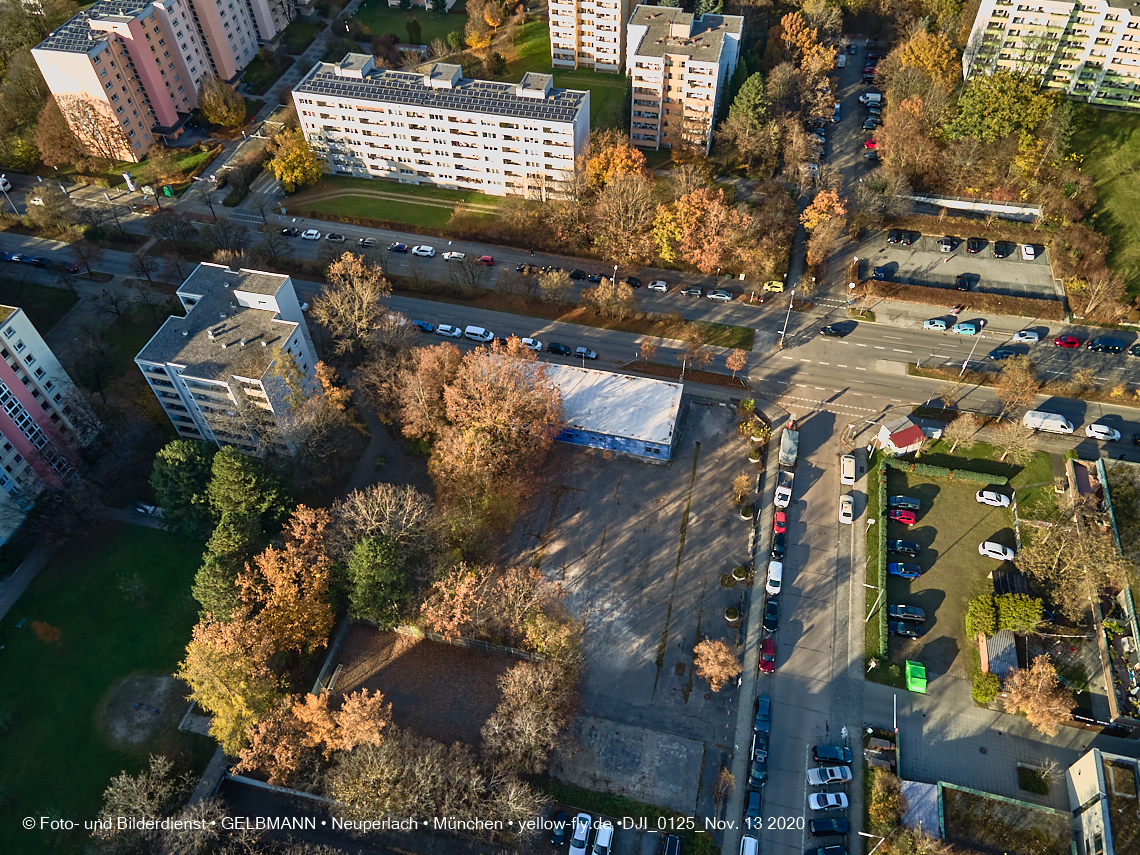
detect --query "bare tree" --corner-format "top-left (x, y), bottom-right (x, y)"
top-left (130, 252), bottom-right (160, 284)
top-left (311, 253), bottom-right (391, 355)
top-left (56, 93), bottom-right (132, 165)
top-left (135, 285), bottom-right (172, 326)
top-left (943, 413), bottom-right (980, 452)
top-left (201, 218), bottom-right (251, 254)
top-left (68, 239), bottom-right (104, 275)
top-left (1003, 655), bottom-right (1074, 736)
top-left (996, 421), bottom-right (1036, 464)
top-left (197, 181), bottom-right (219, 222)
top-left (96, 287), bottom-right (131, 320)
top-left (249, 192), bottom-right (274, 225)
top-left (145, 211), bottom-right (199, 253)
top-left (448, 255), bottom-right (492, 297)
top-left (254, 227), bottom-right (292, 267)
top-left (995, 356), bottom-right (1038, 419)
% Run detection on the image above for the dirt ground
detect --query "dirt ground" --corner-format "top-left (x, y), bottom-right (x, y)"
top-left (98, 672), bottom-right (184, 746)
top-left (334, 625), bottom-right (513, 746)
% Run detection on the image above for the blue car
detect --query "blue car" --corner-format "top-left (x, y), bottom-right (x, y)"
top-left (888, 562), bottom-right (921, 579)
top-left (412, 320), bottom-right (433, 333)
top-left (388, 242), bottom-right (408, 253)
top-left (873, 266), bottom-right (886, 281)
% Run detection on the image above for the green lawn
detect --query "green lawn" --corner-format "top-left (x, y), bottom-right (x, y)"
top-left (1, 281), bottom-right (77, 333)
top-left (296, 174), bottom-right (503, 207)
top-left (353, 0), bottom-right (466, 45)
top-left (241, 53), bottom-right (295, 96)
top-left (282, 20), bottom-right (324, 54)
top-left (293, 193), bottom-right (495, 229)
top-left (1072, 109), bottom-right (1140, 300)
top-left (0, 523), bottom-right (213, 855)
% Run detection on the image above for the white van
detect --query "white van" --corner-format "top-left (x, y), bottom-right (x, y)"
top-left (840, 454), bottom-right (856, 485)
top-left (859, 92), bottom-right (882, 106)
top-left (463, 325), bottom-right (494, 342)
top-left (837, 53), bottom-right (847, 68)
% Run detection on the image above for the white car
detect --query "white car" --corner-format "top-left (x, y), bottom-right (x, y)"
top-left (521, 337), bottom-right (542, 351)
top-left (575, 346), bottom-right (597, 360)
top-left (1012, 330), bottom-right (1039, 344)
top-left (976, 490), bottom-right (1011, 508)
top-left (591, 822), bottom-right (614, 855)
top-left (978, 541), bottom-right (1015, 561)
top-left (435, 324), bottom-right (462, 338)
top-left (299, 302), bottom-right (309, 312)
top-left (648, 280), bottom-right (668, 292)
top-left (1021, 244), bottom-right (1037, 260)
top-left (765, 560), bottom-right (783, 596)
top-left (29, 197), bottom-right (45, 206)
top-left (839, 493), bottom-right (854, 525)
top-left (707, 290), bottom-right (733, 303)
top-left (807, 765), bottom-right (853, 786)
top-left (442, 251), bottom-right (466, 261)
top-left (569, 812), bottom-right (592, 855)
top-left (411, 245), bottom-right (436, 257)
top-left (808, 792), bottom-right (849, 811)
top-left (0, 175), bottom-right (10, 192)
top-left (301, 229), bottom-right (321, 240)
top-left (1086, 424), bottom-right (1121, 441)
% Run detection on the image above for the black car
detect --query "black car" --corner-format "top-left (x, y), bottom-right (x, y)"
top-left (749, 738), bottom-right (769, 786)
top-left (661, 834), bottom-right (681, 855)
top-left (754, 695), bottom-right (771, 734)
top-left (819, 325), bottom-right (844, 337)
top-left (848, 43), bottom-right (858, 54)
top-left (806, 847), bottom-right (847, 855)
top-left (956, 275), bottom-right (970, 292)
top-left (888, 539), bottom-right (921, 556)
top-left (280, 227), bottom-right (299, 237)
top-left (966, 237), bottom-right (984, 253)
top-left (516, 262), bottom-right (532, 273)
top-left (872, 266), bottom-right (886, 281)
top-left (889, 621), bottom-right (924, 638)
top-left (622, 276), bottom-right (642, 288)
top-left (888, 605), bottom-right (926, 622)
top-left (900, 231), bottom-right (917, 245)
top-left (569, 269), bottom-right (586, 280)
top-left (809, 818), bottom-right (851, 836)
top-left (550, 810), bottom-right (569, 846)
top-left (867, 52), bottom-right (882, 63)
top-left (889, 495), bottom-right (921, 510)
top-left (547, 343), bottom-right (572, 356)
top-left (744, 790), bottom-right (763, 830)
top-left (862, 74), bottom-right (876, 83)
top-left (862, 119), bottom-right (881, 130)
top-left (1087, 337), bottom-right (1124, 354)
top-left (988, 348), bottom-right (1015, 361)
top-left (587, 272), bottom-right (605, 282)
top-left (770, 533), bottom-right (786, 561)
top-left (1129, 344), bottom-right (1140, 357)
top-left (25, 257), bottom-right (51, 269)
top-left (762, 598), bottom-right (780, 633)
top-left (887, 229), bottom-right (901, 243)
top-left (993, 241), bottom-right (1013, 258)
top-left (812, 744), bottom-right (853, 764)
top-left (541, 265), bottom-right (562, 274)
top-left (863, 150), bottom-right (880, 161)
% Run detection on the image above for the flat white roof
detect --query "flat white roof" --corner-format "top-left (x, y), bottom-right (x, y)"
top-left (546, 364), bottom-right (683, 446)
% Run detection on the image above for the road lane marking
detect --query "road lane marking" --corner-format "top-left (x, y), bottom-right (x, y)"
top-left (818, 362), bottom-right (830, 365)
top-left (875, 346), bottom-right (885, 349)
top-left (838, 364), bottom-right (848, 368)
top-left (856, 343), bottom-right (867, 347)
top-left (892, 349), bottom-right (913, 353)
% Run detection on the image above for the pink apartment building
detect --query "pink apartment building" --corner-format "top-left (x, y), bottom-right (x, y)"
top-left (32, 0), bottom-right (288, 161)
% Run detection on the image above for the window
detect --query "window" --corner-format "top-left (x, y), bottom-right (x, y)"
top-left (33, 367), bottom-right (43, 378)
top-left (12, 341), bottom-right (23, 353)
top-left (3, 327), bottom-right (13, 339)
top-left (24, 355), bottom-right (34, 366)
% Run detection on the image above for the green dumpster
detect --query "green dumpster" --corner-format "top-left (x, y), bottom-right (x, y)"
top-left (905, 660), bottom-right (927, 693)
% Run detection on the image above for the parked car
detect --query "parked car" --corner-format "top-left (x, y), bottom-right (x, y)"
top-left (988, 348), bottom-right (1016, 361)
top-left (754, 696), bottom-right (771, 733)
top-left (889, 621), bottom-right (924, 638)
top-left (575, 346), bottom-right (597, 360)
top-left (839, 493), bottom-right (854, 525)
top-left (807, 766), bottom-right (853, 786)
top-left (1013, 330), bottom-right (1039, 344)
top-left (951, 322), bottom-right (978, 335)
top-left (888, 540), bottom-right (921, 556)
top-left (956, 275), bottom-right (970, 292)
top-left (976, 490), bottom-right (1011, 507)
top-left (888, 605), bottom-right (926, 622)
top-left (1087, 337), bottom-right (1124, 353)
top-left (547, 343), bottom-right (572, 356)
top-left (280, 227), bottom-right (299, 237)
top-left (325, 233), bottom-right (345, 243)
top-left (923, 319), bottom-right (947, 331)
top-left (832, 102), bottom-right (841, 122)
top-left (762, 598), bottom-right (780, 634)
top-left (1130, 343), bottom-right (1140, 357)
top-left (707, 289), bottom-right (733, 303)
top-left (662, 834), bottom-right (682, 855)
top-left (621, 276), bottom-right (641, 288)
top-left (889, 496), bottom-right (921, 510)
top-left (809, 818), bottom-right (851, 836)
top-left (805, 847), bottom-right (847, 855)
top-left (521, 337), bottom-right (543, 351)
top-left (411, 245), bottom-right (436, 257)
top-left (358, 237), bottom-right (375, 248)
top-left (443, 251), bottom-right (466, 261)
top-left (648, 280), bottom-right (668, 292)
top-left (863, 139), bottom-right (878, 149)
top-left (569, 813), bottom-right (592, 855)
top-left (550, 810), bottom-right (570, 846)
top-left (745, 790), bottom-right (763, 827)
top-left (872, 266), bottom-right (886, 281)
top-left (1086, 423), bottom-right (1122, 441)
top-left (862, 119), bottom-right (880, 130)
top-left (759, 637), bottom-right (776, 673)
top-left (749, 741), bottom-right (768, 787)
top-left (587, 272), bottom-right (605, 282)
top-left (863, 150), bottom-right (879, 161)
top-left (773, 510), bottom-right (786, 534)
top-left (411, 320), bottom-right (434, 333)
top-left (808, 793), bottom-right (849, 811)
top-left (568, 269), bottom-right (586, 280)
top-left (765, 560), bottom-right (782, 596)
top-left (812, 745), bottom-right (854, 764)
top-left (435, 324), bottom-right (462, 338)
top-left (301, 229), bottom-right (321, 240)
top-left (993, 241), bottom-right (1013, 258)
top-left (680, 286), bottom-right (703, 297)
top-left (966, 237), bottom-right (984, 253)
top-left (939, 236), bottom-right (954, 252)
top-left (888, 509), bottom-right (916, 525)
top-left (888, 562), bottom-right (921, 579)
top-left (388, 242), bottom-right (408, 253)
top-left (887, 229), bottom-right (902, 244)
top-left (978, 541), bottom-right (1015, 561)
top-left (1021, 244), bottom-right (1037, 260)
top-left (25, 257), bottom-right (50, 268)
top-left (770, 532), bottom-right (787, 561)
top-left (1054, 335), bottom-right (1080, 348)
top-left (591, 822), bottom-right (614, 855)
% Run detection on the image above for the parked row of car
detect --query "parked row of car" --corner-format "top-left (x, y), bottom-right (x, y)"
top-left (548, 811), bottom-right (617, 855)
top-left (886, 493), bottom-right (1016, 585)
top-left (888, 232), bottom-right (1032, 260)
top-left (1, 252), bottom-right (78, 272)
top-left (410, 319), bottom-right (599, 360)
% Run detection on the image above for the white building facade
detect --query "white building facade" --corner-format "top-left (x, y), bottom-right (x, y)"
top-left (549, 0), bottom-right (631, 72)
top-left (292, 54), bottom-right (590, 197)
top-left (626, 7), bottom-right (742, 153)
top-left (134, 263), bottom-right (318, 454)
top-left (963, 0), bottom-right (1140, 109)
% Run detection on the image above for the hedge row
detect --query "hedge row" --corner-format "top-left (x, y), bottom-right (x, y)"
top-left (877, 456), bottom-right (888, 657)
top-left (883, 457), bottom-right (1008, 485)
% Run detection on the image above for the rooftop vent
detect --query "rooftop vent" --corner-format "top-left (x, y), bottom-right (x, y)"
top-left (240, 339), bottom-right (247, 347)
top-left (220, 343), bottom-right (228, 349)
top-left (182, 330), bottom-right (188, 336)
top-left (207, 331), bottom-right (215, 340)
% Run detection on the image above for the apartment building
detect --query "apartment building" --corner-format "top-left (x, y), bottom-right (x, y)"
top-left (626, 6), bottom-right (742, 153)
top-left (0, 305), bottom-right (98, 544)
top-left (134, 263), bottom-right (318, 454)
top-left (963, 0), bottom-right (1140, 109)
top-left (549, 0), bottom-right (631, 72)
top-left (33, 0), bottom-right (286, 161)
top-left (293, 54), bottom-right (591, 198)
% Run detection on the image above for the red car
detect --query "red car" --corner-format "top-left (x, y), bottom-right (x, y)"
top-left (889, 509), bottom-right (916, 525)
top-left (863, 140), bottom-right (878, 150)
top-left (773, 510), bottom-right (787, 534)
top-left (759, 637), bottom-right (777, 673)
top-left (1054, 336), bottom-right (1080, 349)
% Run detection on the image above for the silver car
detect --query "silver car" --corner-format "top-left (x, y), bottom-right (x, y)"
top-left (707, 289), bottom-right (733, 302)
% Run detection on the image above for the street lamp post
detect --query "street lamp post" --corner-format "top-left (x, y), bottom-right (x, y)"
top-left (780, 289), bottom-right (796, 339)
top-left (960, 334), bottom-right (985, 378)
top-left (612, 263), bottom-right (618, 283)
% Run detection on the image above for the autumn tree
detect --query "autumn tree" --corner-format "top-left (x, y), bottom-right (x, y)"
top-left (482, 661), bottom-right (577, 774)
top-left (537, 268), bottom-right (573, 307)
top-left (874, 97), bottom-right (943, 184)
top-left (897, 30), bottom-right (959, 91)
top-left (394, 343), bottom-right (464, 439)
top-left (267, 127), bottom-right (327, 193)
top-left (198, 73), bottom-right (247, 127)
top-left (727, 349), bottom-right (748, 380)
top-left (943, 413), bottom-right (980, 453)
top-left (694, 638), bottom-right (742, 692)
top-left (639, 337), bottom-right (658, 363)
top-left (584, 128), bottom-right (649, 190)
top-left (995, 355), bottom-right (1038, 418)
top-left (1015, 521), bottom-right (1132, 621)
top-left (580, 277), bottom-right (639, 320)
top-left (800, 190), bottom-right (846, 233)
top-left (653, 187), bottom-right (752, 272)
top-left (592, 173), bottom-right (656, 264)
top-left (35, 96), bottom-right (84, 168)
top-left (1003, 655), bottom-right (1075, 736)
top-left (310, 252), bottom-right (391, 355)
top-left (995, 421), bottom-right (1036, 464)
top-left (945, 70), bottom-right (1056, 144)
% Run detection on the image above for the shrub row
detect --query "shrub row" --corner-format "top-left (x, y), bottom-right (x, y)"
top-left (883, 457), bottom-right (1008, 485)
top-left (877, 456), bottom-right (888, 657)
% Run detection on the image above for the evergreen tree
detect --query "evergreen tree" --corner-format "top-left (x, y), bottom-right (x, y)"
top-left (346, 536), bottom-right (406, 628)
top-left (149, 439), bottom-right (216, 542)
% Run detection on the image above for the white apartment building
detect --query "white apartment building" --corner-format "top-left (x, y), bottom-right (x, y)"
top-left (0, 305), bottom-right (98, 543)
top-left (549, 0), bottom-right (631, 72)
top-left (134, 263), bottom-right (318, 455)
top-left (292, 54), bottom-right (590, 198)
top-left (964, 0), bottom-right (1140, 109)
top-left (626, 6), bottom-right (742, 153)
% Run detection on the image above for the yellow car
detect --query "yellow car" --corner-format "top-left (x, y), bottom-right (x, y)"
top-left (763, 280), bottom-right (785, 293)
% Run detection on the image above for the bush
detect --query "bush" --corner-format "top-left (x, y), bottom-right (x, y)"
top-left (912, 462), bottom-right (952, 478)
top-left (973, 672), bottom-right (1002, 705)
top-left (995, 593), bottom-right (1043, 633)
top-left (1017, 765), bottom-right (1050, 795)
top-left (965, 594), bottom-right (997, 637)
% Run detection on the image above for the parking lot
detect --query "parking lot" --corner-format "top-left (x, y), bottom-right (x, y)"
top-left (854, 229), bottom-right (1058, 300)
top-left (882, 471), bottom-right (1018, 680)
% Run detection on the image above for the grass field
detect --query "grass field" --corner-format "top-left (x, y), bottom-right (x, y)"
top-left (353, 0), bottom-right (466, 45)
top-left (0, 523), bottom-right (213, 855)
top-left (281, 20), bottom-right (324, 54)
top-left (242, 52), bottom-right (295, 96)
top-left (1072, 109), bottom-right (1140, 300)
top-left (289, 175), bottom-right (502, 228)
top-left (1, 280), bottom-right (77, 333)
top-left (294, 193), bottom-right (494, 229)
